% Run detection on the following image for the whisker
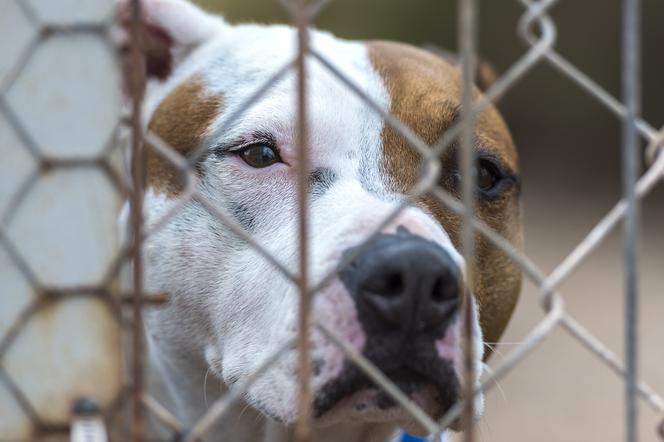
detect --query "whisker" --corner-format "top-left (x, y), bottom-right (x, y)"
top-left (481, 362), bottom-right (508, 404)
top-left (483, 341), bottom-right (525, 345)
top-left (252, 406), bottom-right (265, 425)
top-left (203, 367), bottom-right (211, 410)
top-left (483, 342), bottom-right (509, 363)
top-left (237, 401), bottom-right (253, 422)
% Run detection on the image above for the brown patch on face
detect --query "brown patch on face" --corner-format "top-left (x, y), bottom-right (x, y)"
top-left (368, 41), bottom-right (522, 347)
top-left (147, 75), bottom-right (223, 195)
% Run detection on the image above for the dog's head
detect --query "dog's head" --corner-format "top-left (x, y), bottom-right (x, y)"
top-left (126, 0), bottom-right (522, 435)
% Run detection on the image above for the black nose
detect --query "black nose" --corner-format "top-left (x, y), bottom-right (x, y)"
top-left (340, 228), bottom-right (462, 334)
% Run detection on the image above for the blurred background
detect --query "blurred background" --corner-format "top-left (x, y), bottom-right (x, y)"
top-left (195, 1), bottom-right (664, 440)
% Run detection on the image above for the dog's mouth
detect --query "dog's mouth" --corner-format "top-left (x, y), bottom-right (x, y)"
top-left (313, 359), bottom-right (459, 424)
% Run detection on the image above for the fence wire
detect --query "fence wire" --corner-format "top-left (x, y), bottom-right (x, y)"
top-left (0, 0), bottom-right (663, 441)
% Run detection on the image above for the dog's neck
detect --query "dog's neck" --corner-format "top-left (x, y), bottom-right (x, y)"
top-left (146, 334), bottom-right (398, 442)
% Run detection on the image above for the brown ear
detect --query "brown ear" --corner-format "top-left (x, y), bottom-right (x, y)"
top-left (422, 44), bottom-right (498, 93)
top-left (116, 0), bottom-right (227, 82)
top-left (475, 60), bottom-right (498, 93)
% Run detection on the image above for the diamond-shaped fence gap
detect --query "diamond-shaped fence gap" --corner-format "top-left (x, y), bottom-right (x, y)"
top-left (427, 0), bottom-right (557, 160)
top-left (517, 0), bottom-right (658, 143)
top-left (542, 149), bottom-right (664, 297)
top-left (559, 314), bottom-right (664, 412)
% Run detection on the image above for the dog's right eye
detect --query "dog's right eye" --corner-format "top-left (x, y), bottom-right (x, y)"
top-left (237, 144), bottom-right (281, 168)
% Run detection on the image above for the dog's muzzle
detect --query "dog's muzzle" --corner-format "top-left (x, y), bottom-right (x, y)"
top-left (313, 227), bottom-right (463, 419)
top-left (341, 226), bottom-right (461, 336)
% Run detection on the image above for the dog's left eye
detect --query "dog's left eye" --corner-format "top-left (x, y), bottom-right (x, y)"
top-left (238, 144), bottom-right (281, 168)
top-left (449, 157), bottom-right (510, 198)
top-left (477, 159), bottom-right (501, 192)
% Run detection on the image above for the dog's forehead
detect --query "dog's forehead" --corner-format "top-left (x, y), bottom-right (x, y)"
top-left (201, 25), bottom-right (389, 159)
top-left (144, 25), bottom-right (381, 193)
top-left (368, 41), bottom-right (517, 172)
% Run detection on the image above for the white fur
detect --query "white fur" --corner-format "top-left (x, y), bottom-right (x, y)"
top-left (120, 1), bottom-right (487, 440)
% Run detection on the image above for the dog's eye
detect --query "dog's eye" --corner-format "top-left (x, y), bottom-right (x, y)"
top-left (447, 156), bottom-right (514, 199)
top-left (477, 159), bottom-right (500, 192)
top-left (238, 144), bottom-right (281, 168)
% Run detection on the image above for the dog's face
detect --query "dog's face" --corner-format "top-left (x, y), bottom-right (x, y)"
top-left (130, 0), bottom-right (521, 435)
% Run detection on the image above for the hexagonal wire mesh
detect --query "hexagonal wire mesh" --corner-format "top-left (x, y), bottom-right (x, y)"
top-left (0, 0), bottom-right (663, 441)
top-left (0, 0), bottom-right (126, 440)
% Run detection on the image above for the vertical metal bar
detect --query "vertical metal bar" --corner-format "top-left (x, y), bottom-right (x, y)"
top-left (128, 0), bottom-right (146, 441)
top-left (294, 0), bottom-right (313, 441)
top-left (622, 0), bottom-right (641, 440)
top-left (459, 0), bottom-right (478, 440)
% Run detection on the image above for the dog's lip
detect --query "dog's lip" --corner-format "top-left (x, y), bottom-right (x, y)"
top-left (313, 382), bottom-right (451, 437)
top-left (313, 365), bottom-right (457, 421)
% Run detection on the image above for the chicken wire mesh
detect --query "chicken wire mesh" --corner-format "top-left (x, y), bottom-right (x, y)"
top-left (0, 0), bottom-right (662, 441)
top-left (0, 1), bottom-right (126, 440)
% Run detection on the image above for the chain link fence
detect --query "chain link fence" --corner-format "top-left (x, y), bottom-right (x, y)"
top-left (0, 0), bottom-right (663, 441)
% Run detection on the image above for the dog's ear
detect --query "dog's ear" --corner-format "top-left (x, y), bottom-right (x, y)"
top-left (474, 61), bottom-right (498, 93)
top-left (117, 0), bottom-right (227, 81)
top-left (423, 45), bottom-right (498, 93)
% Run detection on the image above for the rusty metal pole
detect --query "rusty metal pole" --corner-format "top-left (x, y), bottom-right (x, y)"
top-left (294, 0), bottom-right (313, 442)
top-left (128, 0), bottom-right (146, 441)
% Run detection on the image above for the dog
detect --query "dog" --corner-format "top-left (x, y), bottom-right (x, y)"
top-left (119, 1), bottom-right (522, 440)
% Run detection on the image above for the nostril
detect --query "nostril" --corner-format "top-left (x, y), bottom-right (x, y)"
top-left (431, 274), bottom-right (459, 303)
top-left (385, 272), bottom-right (404, 297)
top-left (361, 271), bottom-right (404, 298)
